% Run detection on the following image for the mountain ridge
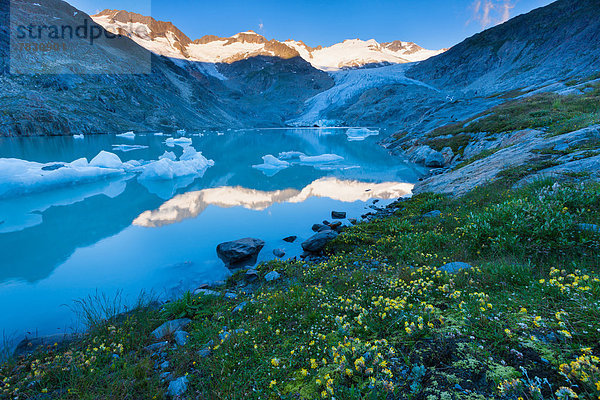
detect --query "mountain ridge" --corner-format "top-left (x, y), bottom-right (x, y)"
top-left (91, 9), bottom-right (445, 70)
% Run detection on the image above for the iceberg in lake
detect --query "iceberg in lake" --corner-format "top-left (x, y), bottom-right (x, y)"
top-left (298, 154), bottom-right (344, 164)
top-left (73, 134), bottom-right (84, 139)
top-left (138, 144), bottom-right (214, 181)
top-left (252, 155), bottom-right (290, 176)
top-left (165, 137), bottom-right (193, 147)
top-left (0, 157), bottom-right (125, 199)
top-left (345, 128), bottom-right (379, 141)
top-left (159, 151), bottom-right (177, 161)
top-left (112, 144), bottom-right (149, 152)
top-left (0, 144), bottom-right (214, 199)
top-left (90, 151), bottom-right (124, 169)
top-left (116, 131), bottom-right (135, 139)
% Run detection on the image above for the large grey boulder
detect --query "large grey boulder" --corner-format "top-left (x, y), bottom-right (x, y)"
top-left (425, 151), bottom-right (445, 168)
top-left (301, 230), bottom-right (338, 253)
top-left (151, 318), bottom-right (191, 340)
top-left (216, 238), bottom-right (265, 267)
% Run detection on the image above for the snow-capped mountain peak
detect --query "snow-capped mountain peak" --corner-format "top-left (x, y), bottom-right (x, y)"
top-left (91, 10), bottom-right (445, 70)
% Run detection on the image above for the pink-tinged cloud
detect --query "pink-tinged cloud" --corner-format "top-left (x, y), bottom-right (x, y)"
top-left (468, 0), bottom-right (515, 28)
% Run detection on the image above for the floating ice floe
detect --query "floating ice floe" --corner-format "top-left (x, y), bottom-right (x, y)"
top-left (138, 143), bottom-right (214, 181)
top-left (217, 132), bottom-right (225, 136)
top-left (252, 155), bottom-right (290, 176)
top-left (159, 151), bottom-right (177, 161)
top-left (278, 151), bottom-right (305, 160)
top-left (116, 131), bottom-right (136, 139)
top-left (165, 137), bottom-right (193, 147)
top-left (298, 154), bottom-right (344, 164)
top-left (0, 156), bottom-right (125, 199)
top-left (153, 132), bottom-right (165, 136)
top-left (345, 127), bottom-right (379, 141)
top-left (73, 134), bottom-right (84, 140)
top-left (177, 129), bottom-right (187, 135)
top-left (0, 144), bottom-right (214, 199)
top-left (112, 144), bottom-right (150, 152)
top-left (252, 151), bottom-right (346, 176)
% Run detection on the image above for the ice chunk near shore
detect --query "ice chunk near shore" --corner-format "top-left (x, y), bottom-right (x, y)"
top-left (159, 151), bottom-right (177, 161)
top-left (89, 151), bottom-right (123, 169)
top-left (0, 157), bottom-right (125, 199)
top-left (153, 132), bottom-right (165, 136)
top-left (116, 131), bottom-right (135, 139)
top-left (345, 128), bottom-right (379, 141)
top-left (73, 134), bottom-right (84, 139)
top-left (252, 155), bottom-right (290, 176)
top-left (112, 144), bottom-right (149, 152)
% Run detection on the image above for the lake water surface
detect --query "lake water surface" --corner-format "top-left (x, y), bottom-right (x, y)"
top-left (0, 128), bottom-right (424, 345)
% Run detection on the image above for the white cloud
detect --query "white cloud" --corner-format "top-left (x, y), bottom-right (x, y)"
top-left (258, 21), bottom-right (264, 31)
top-left (468, 0), bottom-right (516, 28)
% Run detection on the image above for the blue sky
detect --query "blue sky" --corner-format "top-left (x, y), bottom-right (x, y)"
top-left (68, 0), bottom-right (554, 49)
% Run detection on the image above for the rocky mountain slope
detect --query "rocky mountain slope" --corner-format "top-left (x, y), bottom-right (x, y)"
top-left (299, 0), bottom-right (600, 132)
top-left (92, 9), bottom-right (445, 70)
top-left (0, 0), bottom-right (332, 136)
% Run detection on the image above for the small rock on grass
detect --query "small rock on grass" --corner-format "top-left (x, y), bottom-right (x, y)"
top-left (265, 271), bottom-right (281, 282)
top-left (232, 301), bottom-right (247, 313)
top-left (301, 230), bottom-right (338, 253)
top-left (245, 269), bottom-right (259, 282)
top-left (144, 341), bottom-right (169, 352)
top-left (440, 262), bottom-right (473, 273)
top-left (423, 210), bottom-right (442, 218)
top-left (198, 348), bottom-right (211, 358)
top-left (151, 319), bottom-right (191, 340)
top-left (173, 331), bottom-right (189, 346)
top-left (168, 376), bottom-right (188, 397)
top-left (194, 288), bottom-right (219, 296)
